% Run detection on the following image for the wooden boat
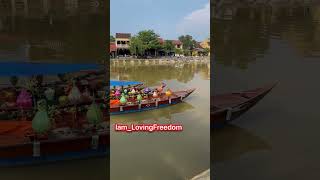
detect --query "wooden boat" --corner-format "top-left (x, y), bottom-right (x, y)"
top-left (110, 88), bottom-right (195, 115)
top-left (0, 97), bottom-right (109, 167)
top-left (0, 123), bottom-right (109, 167)
top-left (212, 83), bottom-right (277, 129)
top-left (0, 62), bottom-right (109, 166)
top-left (111, 102), bottom-right (194, 122)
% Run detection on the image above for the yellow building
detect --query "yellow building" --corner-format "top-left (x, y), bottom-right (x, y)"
top-left (200, 38), bottom-right (210, 56)
top-left (115, 33), bottom-right (131, 56)
top-left (200, 38), bottom-right (210, 49)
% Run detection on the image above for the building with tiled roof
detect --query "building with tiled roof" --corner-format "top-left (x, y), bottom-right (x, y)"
top-left (200, 38), bottom-right (210, 49)
top-left (110, 42), bottom-right (117, 52)
top-left (115, 33), bottom-right (131, 56)
top-left (115, 33), bottom-right (131, 39)
top-left (110, 42), bottom-right (117, 57)
top-left (158, 38), bottom-right (165, 45)
top-left (171, 40), bottom-right (183, 49)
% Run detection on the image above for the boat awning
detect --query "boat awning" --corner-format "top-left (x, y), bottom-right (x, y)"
top-left (110, 80), bottom-right (142, 87)
top-left (0, 62), bottom-right (100, 76)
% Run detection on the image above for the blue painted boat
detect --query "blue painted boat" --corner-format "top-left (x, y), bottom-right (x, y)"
top-left (110, 80), bottom-right (142, 87)
top-left (0, 62), bottom-right (100, 76)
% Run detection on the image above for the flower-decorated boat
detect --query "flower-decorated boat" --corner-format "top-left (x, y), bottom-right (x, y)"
top-left (0, 62), bottom-right (109, 166)
top-left (211, 83), bottom-right (277, 129)
top-left (109, 81), bottom-right (195, 115)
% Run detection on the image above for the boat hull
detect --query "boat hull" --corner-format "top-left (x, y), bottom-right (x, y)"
top-left (211, 83), bottom-right (277, 129)
top-left (0, 133), bottom-right (109, 167)
top-left (110, 89), bottom-right (195, 115)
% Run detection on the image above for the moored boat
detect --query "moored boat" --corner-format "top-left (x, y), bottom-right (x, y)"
top-left (0, 62), bottom-right (109, 166)
top-left (212, 83), bottom-right (277, 129)
top-left (110, 83), bottom-right (195, 115)
top-left (0, 122), bottom-right (109, 167)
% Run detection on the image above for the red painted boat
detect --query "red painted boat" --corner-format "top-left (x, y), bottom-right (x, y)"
top-left (212, 83), bottom-right (277, 128)
top-left (110, 89), bottom-right (196, 115)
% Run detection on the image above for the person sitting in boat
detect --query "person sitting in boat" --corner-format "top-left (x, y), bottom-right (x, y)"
top-left (152, 90), bottom-right (159, 98)
top-left (156, 82), bottom-right (167, 94)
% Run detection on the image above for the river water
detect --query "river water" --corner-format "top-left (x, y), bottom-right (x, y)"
top-left (0, 1), bottom-right (109, 180)
top-left (213, 1), bottom-right (320, 179)
top-left (110, 60), bottom-right (210, 180)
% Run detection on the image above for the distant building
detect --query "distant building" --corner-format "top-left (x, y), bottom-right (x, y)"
top-left (110, 42), bottom-right (116, 58)
top-left (159, 39), bottom-right (183, 56)
top-left (172, 40), bottom-right (183, 49)
top-left (200, 38), bottom-right (210, 49)
top-left (109, 33), bottom-right (188, 57)
top-left (115, 33), bottom-right (131, 56)
top-left (199, 38), bottom-right (210, 56)
top-left (158, 38), bottom-right (165, 45)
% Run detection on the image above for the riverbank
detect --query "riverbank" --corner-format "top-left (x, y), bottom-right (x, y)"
top-left (110, 56), bottom-right (210, 66)
top-left (111, 56), bottom-right (210, 62)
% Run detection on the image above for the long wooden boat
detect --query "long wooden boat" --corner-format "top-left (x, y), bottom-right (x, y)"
top-left (0, 96), bottom-right (109, 166)
top-left (211, 83), bottom-right (277, 129)
top-left (0, 126), bottom-right (109, 167)
top-left (0, 63), bottom-right (109, 166)
top-left (111, 102), bottom-right (194, 122)
top-left (110, 88), bottom-right (196, 115)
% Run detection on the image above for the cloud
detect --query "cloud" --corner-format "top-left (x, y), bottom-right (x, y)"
top-left (176, 2), bottom-right (210, 40)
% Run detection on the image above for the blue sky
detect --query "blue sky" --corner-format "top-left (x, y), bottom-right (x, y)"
top-left (110, 0), bottom-right (210, 41)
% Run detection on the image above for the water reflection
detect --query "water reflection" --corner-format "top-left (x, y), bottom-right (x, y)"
top-left (212, 125), bottom-right (271, 163)
top-left (212, 1), bottom-right (320, 69)
top-left (0, 0), bottom-right (106, 63)
top-left (110, 60), bottom-right (210, 86)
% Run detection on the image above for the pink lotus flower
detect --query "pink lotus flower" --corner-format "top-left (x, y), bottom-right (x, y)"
top-left (16, 89), bottom-right (33, 109)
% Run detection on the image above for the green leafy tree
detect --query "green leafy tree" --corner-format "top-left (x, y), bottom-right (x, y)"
top-left (129, 36), bottom-right (145, 57)
top-left (136, 30), bottom-right (161, 56)
top-left (174, 48), bottom-right (183, 56)
top-left (178, 35), bottom-right (197, 56)
top-left (110, 35), bottom-right (115, 42)
top-left (204, 48), bottom-right (210, 56)
top-left (163, 40), bottom-right (175, 56)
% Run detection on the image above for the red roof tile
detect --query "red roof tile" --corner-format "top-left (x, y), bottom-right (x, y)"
top-left (172, 40), bottom-right (182, 45)
top-left (158, 38), bottom-right (164, 44)
top-left (115, 33), bottom-right (131, 39)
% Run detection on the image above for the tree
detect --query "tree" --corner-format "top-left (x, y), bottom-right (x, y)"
top-left (174, 48), bottom-right (183, 56)
top-left (136, 30), bottom-right (161, 56)
top-left (129, 36), bottom-right (145, 57)
top-left (178, 35), bottom-right (197, 56)
top-left (110, 35), bottom-right (115, 42)
top-left (163, 40), bottom-right (175, 56)
top-left (204, 48), bottom-right (210, 56)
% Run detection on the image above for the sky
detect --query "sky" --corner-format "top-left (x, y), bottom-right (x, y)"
top-left (110, 0), bottom-right (210, 41)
